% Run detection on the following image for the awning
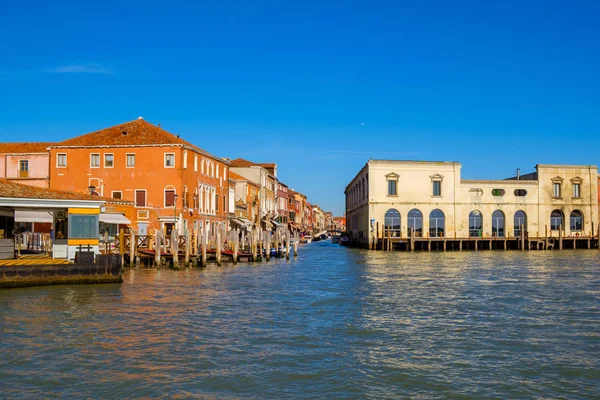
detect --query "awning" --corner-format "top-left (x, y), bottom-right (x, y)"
top-left (99, 213), bottom-right (131, 225)
top-left (15, 211), bottom-right (53, 223)
top-left (238, 217), bottom-right (253, 226)
top-left (230, 218), bottom-right (247, 227)
top-left (271, 220), bottom-right (282, 228)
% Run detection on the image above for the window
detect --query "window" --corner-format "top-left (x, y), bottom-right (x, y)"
top-left (469, 188), bottom-right (483, 197)
top-left (137, 210), bottom-right (149, 219)
top-left (69, 215), bottom-right (99, 239)
top-left (570, 210), bottom-right (583, 232)
top-left (429, 209), bottom-right (445, 237)
top-left (165, 190), bottom-right (176, 207)
top-left (550, 210), bottom-right (564, 231)
top-left (469, 210), bottom-right (483, 237)
top-left (135, 190), bottom-right (146, 207)
top-left (514, 189), bottom-right (527, 197)
top-left (57, 153), bottom-right (67, 167)
top-left (126, 154), bottom-right (135, 168)
top-left (90, 153), bottom-right (100, 168)
top-left (553, 183), bottom-right (561, 198)
top-left (165, 153), bottom-right (175, 168)
top-left (432, 181), bottom-right (441, 197)
top-left (514, 211), bottom-right (527, 237)
top-left (384, 209), bottom-right (401, 236)
top-left (572, 183), bottom-right (581, 198)
top-left (104, 154), bottom-right (114, 168)
top-left (491, 189), bottom-right (505, 196)
top-left (388, 180), bottom-right (397, 196)
top-left (491, 210), bottom-right (505, 237)
top-left (194, 155), bottom-right (198, 172)
top-left (407, 209), bottom-right (423, 237)
top-left (18, 160), bottom-right (29, 178)
top-left (111, 191), bottom-right (122, 199)
top-left (183, 151), bottom-right (188, 169)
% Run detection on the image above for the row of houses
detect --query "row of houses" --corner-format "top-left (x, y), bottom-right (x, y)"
top-left (345, 160), bottom-right (599, 248)
top-left (0, 118), bottom-right (340, 241)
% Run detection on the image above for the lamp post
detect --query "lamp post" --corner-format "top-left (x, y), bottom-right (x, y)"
top-left (174, 193), bottom-right (179, 234)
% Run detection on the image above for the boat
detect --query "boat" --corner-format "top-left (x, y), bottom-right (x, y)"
top-left (339, 236), bottom-right (350, 246)
top-left (331, 235), bottom-right (340, 244)
top-left (300, 235), bottom-right (312, 244)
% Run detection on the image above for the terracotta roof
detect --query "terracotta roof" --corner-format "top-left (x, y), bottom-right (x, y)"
top-left (257, 163), bottom-right (276, 168)
top-left (229, 158), bottom-right (258, 167)
top-left (51, 118), bottom-right (222, 161)
top-left (229, 171), bottom-right (248, 181)
top-left (0, 179), bottom-right (115, 201)
top-left (0, 142), bottom-right (53, 154)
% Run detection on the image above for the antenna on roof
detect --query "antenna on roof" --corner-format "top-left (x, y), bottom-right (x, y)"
top-left (138, 116), bottom-right (143, 120)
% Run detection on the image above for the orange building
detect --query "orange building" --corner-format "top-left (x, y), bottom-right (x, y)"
top-left (48, 118), bottom-right (229, 237)
top-left (0, 142), bottom-right (54, 188)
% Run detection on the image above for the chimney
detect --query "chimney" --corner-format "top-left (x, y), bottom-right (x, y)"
top-left (517, 168), bottom-right (520, 180)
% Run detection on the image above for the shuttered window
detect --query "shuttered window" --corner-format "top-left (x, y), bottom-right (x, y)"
top-left (135, 190), bottom-right (146, 207)
top-left (165, 190), bottom-right (175, 207)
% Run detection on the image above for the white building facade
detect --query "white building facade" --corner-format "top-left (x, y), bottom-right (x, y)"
top-left (345, 160), bottom-right (598, 248)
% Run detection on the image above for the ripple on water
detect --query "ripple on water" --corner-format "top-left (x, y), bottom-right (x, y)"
top-left (0, 244), bottom-right (599, 398)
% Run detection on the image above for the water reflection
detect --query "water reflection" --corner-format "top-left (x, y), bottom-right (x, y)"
top-left (0, 244), bottom-right (598, 398)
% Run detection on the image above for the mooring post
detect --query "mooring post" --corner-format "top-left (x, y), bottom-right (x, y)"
top-left (286, 230), bottom-right (290, 260)
top-left (545, 224), bottom-right (548, 250)
top-left (265, 232), bottom-right (271, 261)
top-left (172, 229), bottom-right (180, 269)
top-left (119, 228), bottom-right (125, 268)
top-left (130, 228), bottom-right (136, 268)
top-left (520, 224), bottom-right (524, 251)
top-left (559, 226), bottom-right (563, 250)
top-left (202, 229), bottom-right (207, 267)
top-left (294, 231), bottom-right (298, 257)
top-left (233, 228), bottom-right (239, 264)
top-left (216, 228), bottom-right (222, 266)
top-left (154, 230), bottom-right (161, 267)
top-left (251, 228), bottom-right (257, 262)
top-left (410, 227), bottom-right (415, 252)
top-left (185, 229), bottom-right (190, 267)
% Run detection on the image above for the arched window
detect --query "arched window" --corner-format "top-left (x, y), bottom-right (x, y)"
top-left (514, 211), bottom-right (527, 237)
top-left (469, 210), bottom-right (482, 237)
top-left (407, 209), bottom-right (423, 237)
top-left (550, 210), bottom-right (564, 231)
top-left (492, 210), bottom-right (505, 237)
top-left (429, 209), bottom-right (445, 238)
top-left (570, 210), bottom-right (583, 232)
top-left (384, 209), bottom-right (401, 237)
top-left (362, 177), bottom-right (365, 199)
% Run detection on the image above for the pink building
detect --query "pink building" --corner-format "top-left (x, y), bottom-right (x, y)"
top-left (0, 143), bottom-right (53, 188)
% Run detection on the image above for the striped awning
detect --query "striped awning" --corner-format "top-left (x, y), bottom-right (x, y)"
top-left (15, 211), bottom-right (53, 223)
top-left (99, 213), bottom-right (130, 225)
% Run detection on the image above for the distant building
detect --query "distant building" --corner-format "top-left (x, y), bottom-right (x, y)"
top-left (0, 142), bottom-right (54, 188)
top-left (346, 160), bottom-right (598, 248)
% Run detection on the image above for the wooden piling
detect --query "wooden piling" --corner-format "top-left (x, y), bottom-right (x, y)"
top-left (286, 230), bottom-right (290, 260)
top-left (233, 228), bottom-right (239, 263)
top-left (251, 228), bottom-right (257, 262)
top-left (154, 230), bottom-right (161, 267)
top-left (130, 228), bottom-right (136, 268)
top-left (265, 233), bottom-right (271, 261)
top-left (559, 226), bottom-right (563, 250)
top-left (216, 228), bottom-right (222, 266)
top-left (185, 230), bottom-right (190, 267)
top-left (410, 227), bottom-right (415, 251)
top-left (202, 229), bottom-right (207, 267)
top-left (119, 228), bottom-right (125, 268)
top-left (172, 229), bottom-right (179, 269)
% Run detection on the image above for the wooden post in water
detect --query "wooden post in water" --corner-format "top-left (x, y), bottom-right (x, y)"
top-left (286, 230), bottom-right (290, 260)
top-left (202, 229), bottom-right (207, 267)
top-left (216, 228), bottom-right (222, 266)
top-left (154, 230), bottom-right (161, 267)
top-left (119, 228), bottom-right (125, 268)
top-left (172, 229), bottom-right (179, 269)
top-left (251, 227), bottom-right (257, 262)
top-left (410, 227), bottom-right (415, 252)
top-left (193, 229), bottom-right (198, 256)
top-left (559, 226), bottom-right (563, 250)
top-left (185, 229), bottom-right (190, 267)
top-left (376, 222), bottom-right (379, 250)
top-left (293, 231), bottom-right (298, 257)
top-left (266, 233), bottom-right (271, 261)
top-left (233, 228), bottom-right (239, 263)
top-left (130, 228), bottom-right (136, 268)
top-left (520, 224), bottom-right (525, 251)
top-left (545, 225), bottom-right (548, 250)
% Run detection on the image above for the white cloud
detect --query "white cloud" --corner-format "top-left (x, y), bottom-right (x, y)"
top-left (47, 63), bottom-right (115, 75)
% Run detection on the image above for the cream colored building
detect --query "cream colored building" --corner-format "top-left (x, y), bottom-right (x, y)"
top-left (345, 160), bottom-right (598, 247)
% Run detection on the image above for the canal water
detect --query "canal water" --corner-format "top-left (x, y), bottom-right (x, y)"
top-left (1, 243), bottom-right (599, 399)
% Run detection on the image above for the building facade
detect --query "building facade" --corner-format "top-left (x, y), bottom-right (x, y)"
top-left (48, 118), bottom-right (229, 236)
top-left (0, 143), bottom-right (53, 188)
top-left (346, 160), bottom-right (599, 247)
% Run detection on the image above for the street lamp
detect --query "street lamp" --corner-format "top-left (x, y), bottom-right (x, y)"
top-left (174, 193), bottom-right (179, 234)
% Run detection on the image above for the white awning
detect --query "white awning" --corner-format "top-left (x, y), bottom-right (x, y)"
top-left (99, 213), bottom-right (131, 225)
top-left (15, 211), bottom-right (53, 223)
top-left (238, 217), bottom-right (253, 226)
top-left (271, 220), bottom-right (282, 227)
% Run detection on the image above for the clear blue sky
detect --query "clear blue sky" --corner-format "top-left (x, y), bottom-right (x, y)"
top-left (1, 0), bottom-right (599, 215)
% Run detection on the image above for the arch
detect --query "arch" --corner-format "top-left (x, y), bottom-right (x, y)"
top-left (514, 210), bottom-right (527, 237)
top-left (384, 209), bottom-right (401, 237)
top-left (492, 210), bottom-right (505, 237)
top-left (407, 209), bottom-right (423, 237)
top-left (570, 210), bottom-right (583, 232)
top-left (550, 210), bottom-right (564, 231)
top-left (469, 210), bottom-right (483, 237)
top-left (429, 209), bottom-right (445, 238)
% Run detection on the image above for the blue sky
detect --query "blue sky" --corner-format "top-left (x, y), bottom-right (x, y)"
top-left (1, 0), bottom-right (599, 215)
